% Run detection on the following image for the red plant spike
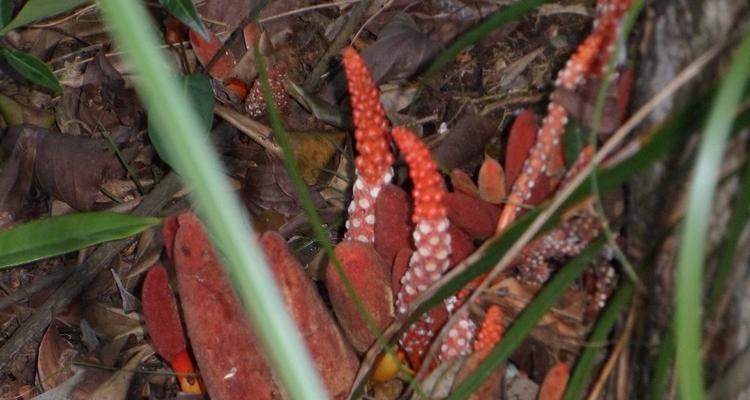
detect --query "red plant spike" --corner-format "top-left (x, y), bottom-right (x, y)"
top-left (392, 127), bottom-right (451, 311)
top-left (342, 46), bottom-right (394, 244)
top-left (438, 314), bottom-right (476, 361)
top-left (497, 0), bottom-right (631, 232)
top-left (473, 305), bottom-right (504, 353)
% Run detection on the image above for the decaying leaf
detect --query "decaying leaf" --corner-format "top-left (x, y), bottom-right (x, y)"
top-left (290, 131), bottom-right (345, 185)
top-left (242, 157), bottom-right (328, 217)
top-left (361, 13), bottom-right (442, 83)
top-left (0, 125), bottom-right (133, 226)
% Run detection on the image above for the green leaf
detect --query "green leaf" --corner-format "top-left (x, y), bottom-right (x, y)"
top-left (0, 212), bottom-right (161, 269)
top-left (0, 0), bottom-right (12, 28)
top-left (0, 0), bottom-right (88, 35)
top-left (159, 0), bottom-right (208, 39)
top-left (1, 47), bottom-right (62, 94)
top-left (674, 28), bottom-right (750, 400)
top-left (148, 73), bottom-right (214, 166)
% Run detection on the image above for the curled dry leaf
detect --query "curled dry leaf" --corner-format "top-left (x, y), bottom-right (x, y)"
top-left (242, 157), bottom-right (328, 216)
top-left (0, 125), bottom-right (129, 225)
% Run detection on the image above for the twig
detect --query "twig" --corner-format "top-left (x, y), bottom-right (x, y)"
top-left (302, 0), bottom-right (372, 92)
top-left (214, 104), bottom-right (282, 155)
top-left (0, 172), bottom-right (182, 371)
top-left (0, 268), bottom-right (72, 311)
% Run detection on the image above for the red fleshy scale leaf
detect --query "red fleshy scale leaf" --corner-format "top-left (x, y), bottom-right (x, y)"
top-left (374, 184), bottom-right (413, 266)
top-left (391, 247), bottom-right (412, 296)
top-left (450, 169), bottom-right (479, 197)
top-left (165, 16), bottom-right (189, 45)
top-left (504, 109), bottom-right (539, 194)
top-left (170, 214), bottom-right (358, 400)
top-left (141, 265), bottom-right (186, 362)
top-left (445, 192), bottom-right (500, 241)
top-left (538, 362), bottom-right (570, 400)
top-left (477, 157), bottom-right (505, 204)
top-left (342, 47), bottom-right (394, 244)
top-left (189, 30), bottom-right (235, 81)
top-left (326, 241), bottom-right (394, 353)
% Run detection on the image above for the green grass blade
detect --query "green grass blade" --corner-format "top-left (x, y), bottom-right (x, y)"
top-left (0, 212), bottom-right (160, 269)
top-left (674, 28), bottom-right (750, 400)
top-left (0, 0), bottom-right (12, 27)
top-left (448, 237), bottom-right (607, 399)
top-left (0, 0), bottom-right (88, 35)
top-left (706, 158), bottom-right (750, 313)
top-left (96, 1), bottom-right (329, 398)
top-left (564, 278), bottom-right (637, 399)
top-left (0, 47), bottom-right (62, 94)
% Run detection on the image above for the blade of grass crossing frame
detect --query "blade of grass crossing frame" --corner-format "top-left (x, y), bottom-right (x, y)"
top-left (564, 278), bottom-right (636, 399)
top-left (706, 158), bottom-right (750, 313)
top-left (447, 237), bottom-right (607, 399)
top-left (96, 1), bottom-right (329, 398)
top-left (674, 28), bottom-right (750, 400)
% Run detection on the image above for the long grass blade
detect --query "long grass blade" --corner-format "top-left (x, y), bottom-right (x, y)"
top-left (674, 27), bottom-right (750, 400)
top-left (96, 1), bottom-right (328, 398)
top-left (447, 237), bottom-right (607, 399)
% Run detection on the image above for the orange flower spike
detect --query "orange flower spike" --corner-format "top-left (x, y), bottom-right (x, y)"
top-left (391, 127), bottom-right (450, 311)
top-left (539, 362), bottom-right (571, 400)
top-left (391, 127), bottom-right (464, 363)
top-left (342, 47), bottom-right (394, 244)
top-left (473, 305), bottom-right (504, 353)
top-left (497, 0), bottom-right (632, 233)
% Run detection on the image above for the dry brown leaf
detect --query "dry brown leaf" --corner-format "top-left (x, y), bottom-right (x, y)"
top-left (0, 125), bottom-right (130, 223)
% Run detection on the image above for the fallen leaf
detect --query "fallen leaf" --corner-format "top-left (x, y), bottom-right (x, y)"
top-left (0, 125), bottom-right (130, 216)
top-left (88, 344), bottom-right (154, 400)
top-left (361, 13), bottom-right (442, 83)
top-left (290, 131), bottom-right (345, 185)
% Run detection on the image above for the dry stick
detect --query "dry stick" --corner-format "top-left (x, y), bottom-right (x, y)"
top-left (214, 103), bottom-right (282, 155)
top-left (586, 299), bottom-right (637, 400)
top-left (0, 172), bottom-right (182, 371)
top-left (0, 268), bottom-right (72, 311)
top-left (349, 44), bottom-right (724, 393)
top-left (302, 0), bottom-right (372, 93)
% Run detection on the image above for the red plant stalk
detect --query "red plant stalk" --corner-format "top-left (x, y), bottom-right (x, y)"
top-left (341, 46), bottom-right (394, 244)
top-left (497, 0), bottom-right (632, 232)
